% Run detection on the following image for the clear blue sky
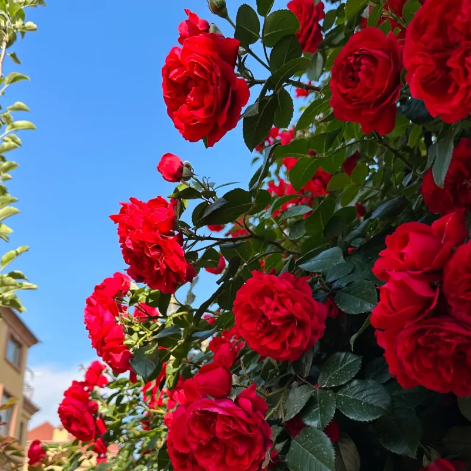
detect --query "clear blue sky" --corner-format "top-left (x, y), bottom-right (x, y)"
top-left (7, 1), bottom-right (289, 370)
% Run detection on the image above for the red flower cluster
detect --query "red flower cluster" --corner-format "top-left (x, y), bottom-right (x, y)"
top-left (110, 196), bottom-right (195, 294)
top-left (372, 212), bottom-right (471, 396)
top-left (420, 459), bottom-right (467, 471)
top-left (287, 0), bottom-right (325, 53)
top-left (58, 380), bottom-right (107, 442)
top-left (255, 126), bottom-right (280, 153)
top-left (162, 10), bottom-right (249, 147)
top-left (85, 361), bottom-right (108, 389)
top-left (209, 325), bottom-right (245, 357)
top-left (422, 138), bottom-right (471, 216)
top-left (233, 272), bottom-right (327, 361)
top-left (84, 273), bottom-right (132, 373)
top-left (404, 0), bottom-right (471, 123)
top-left (331, 28), bottom-right (402, 135)
top-left (28, 440), bottom-right (46, 466)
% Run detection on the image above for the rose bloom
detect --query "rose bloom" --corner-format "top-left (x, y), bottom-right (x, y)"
top-left (330, 28), bottom-right (402, 135)
top-left (279, 128), bottom-right (294, 145)
top-left (422, 138), bottom-right (471, 216)
top-left (420, 459), bottom-right (467, 471)
top-left (295, 82), bottom-right (313, 98)
top-left (443, 241), bottom-right (471, 325)
top-left (404, 0), bottom-right (471, 123)
top-left (377, 316), bottom-right (471, 396)
top-left (371, 272), bottom-right (438, 330)
top-left (178, 9), bottom-right (209, 45)
top-left (58, 381), bottom-right (100, 442)
top-left (110, 197), bottom-right (195, 293)
top-left (167, 385), bottom-right (272, 471)
top-left (207, 224), bottom-right (225, 232)
top-left (84, 361), bottom-right (108, 389)
top-left (287, 0), bottom-right (325, 53)
top-left (205, 253), bottom-right (226, 275)
top-left (28, 440), bottom-right (46, 466)
top-left (233, 272), bottom-right (327, 361)
top-left (157, 153), bottom-right (184, 182)
top-left (134, 302), bottom-right (160, 321)
top-left (209, 325), bottom-right (244, 356)
top-left (355, 202), bottom-right (366, 218)
top-left (372, 211), bottom-right (467, 282)
top-left (84, 273), bottom-right (133, 373)
top-left (163, 32), bottom-right (249, 147)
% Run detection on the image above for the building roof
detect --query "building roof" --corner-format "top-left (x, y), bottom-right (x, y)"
top-left (0, 307), bottom-right (40, 347)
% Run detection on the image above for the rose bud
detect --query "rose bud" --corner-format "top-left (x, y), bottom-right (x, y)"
top-left (157, 153), bottom-right (184, 182)
top-left (207, 0), bottom-right (228, 18)
top-left (181, 161), bottom-right (194, 181)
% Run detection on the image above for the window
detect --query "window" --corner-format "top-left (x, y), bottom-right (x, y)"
top-left (6, 336), bottom-right (22, 368)
top-left (0, 393), bottom-right (13, 436)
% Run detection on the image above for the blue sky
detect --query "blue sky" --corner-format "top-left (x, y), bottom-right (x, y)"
top-left (5, 0), bottom-right (296, 424)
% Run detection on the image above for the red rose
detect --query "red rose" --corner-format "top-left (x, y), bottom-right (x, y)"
top-left (330, 28), bottom-right (402, 135)
top-left (209, 325), bottom-right (244, 356)
top-left (167, 385), bottom-right (272, 471)
top-left (279, 129), bottom-right (294, 146)
top-left (134, 302), bottom-right (160, 321)
top-left (58, 381), bottom-right (99, 442)
top-left (162, 33), bottom-right (250, 147)
top-left (371, 272), bottom-right (439, 330)
top-left (285, 415), bottom-right (307, 437)
top-left (325, 297), bottom-right (342, 319)
top-left (192, 361), bottom-right (233, 398)
top-left (233, 271), bottom-right (327, 361)
top-left (295, 83), bottom-right (313, 98)
top-left (324, 419), bottom-right (340, 443)
top-left (28, 440), bottom-right (46, 466)
top-left (85, 361), bottom-right (108, 389)
top-left (303, 167), bottom-right (332, 196)
top-left (372, 212), bottom-right (467, 282)
top-left (443, 241), bottom-right (471, 325)
top-left (143, 363), bottom-right (168, 408)
top-left (342, 152), bottom-right (360, 177)
top-left (157, 153), bottom-right (184, 182)
top-left (110, 197), bottom-right (194, 293)
top-left (205, 253), bottom-right (226, 275)
top-left (84, 273), bottom-right (132, 373)
top-left (287, 0), bottom-right (325, 53)
top-left (178, 9), bottom-right (210, 45)
top-left (420, 459), bottom-right (467, 471)
top-left (404, 0), bottom-right (471, 123)
top-left (355, 202), bottom-right (366, 218)
top-left (422, 139), bottom-right (471, 216)
top-left (377, 317), bottom-right (471, 396)
top-left (207, 224), bottom-right (225, 232)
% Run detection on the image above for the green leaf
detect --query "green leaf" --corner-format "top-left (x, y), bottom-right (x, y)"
top-left (8, 52), bottom-right (21, 65)
top-left (443, 427), bottom-right (471, 462)
top-left (374, 408), bottom-right (421, 458)
top-left (403, 0), bottom-right (421, 23)
top-left (341, 185), bottom-right (359, 207)
top-left (337, 380), bottom-right (392, 422)
top-left (249, 144), bottom-right (277, 192)
top-left (309, 129), bottom-right (342, 154)
top-left (7, 102), bottom-right (30, 112)
top-left (269, 194), bottom-right (302, 215)
top-left (4, 72), bottom-right (30, 85)
top-left (235, 4), bottom-right (260, 47)
top-left (192, 201), bottom-right (208, 226)
top-left (300, 389), bottom-right (336, 430)
top-left (351, 163), bottom-right (368, 185)
top-left (257, 0), bottom-right (274, 16)
top-left (323, 9), bottom-right (337, 32)
top-left (365, 357), bottom-right (392, 384)
top-left (326, 262), bottom-right (354, 283)
top-left (287, 427), bottom-right (336, 471)
top-left (267, 57), bottom-right (311, 90)
top-left (327, 174), bottom-right (351, 192)
top-left (6, 120), bottom-right (36, 132)
top-left (289, 219), bottom-right (307, 240)
top-left (432, 126), bottom-right (460, 188)
top-left (198, 188), bottom-right (253, 226)
top-left (285, 384), bottom-right (314, 421)
top-left (168, 186), bottom-right (202, 200)
top-left (345, 0), bottom-right (369, 19)
top-left (401, 98), bottom-right (434, 125)
top-left (274, 138), bottom-right (309, 159)
top-left (296, 98), bottom-right (330, 131)
top-left (334, 281), bottom-right (378, 314)
top-left (263, 10), bottom-right (300, 47)
top-left (289, 158), bottom-right (321, 191)
top-left (335, 434), bottom-right (361, 471)
top-left (324, 215), bottom-right (347, 241)
top-left (0, 246), bottom-right (29, 270)
top-left (269, 34), bottom-right (302, 72)
top-left (0, 206), bottom-right (19, 222)
top-left (299, 247), bottom-right (345, 273)
top-left (130, 345), bottom-right (160, 382)
top-left (0, 141), bottom-right (19, 153)
top-left (367, 3), bottom-right (383, 27)
top-left (318, 352), bottom-right (362, 388)
top-left (307, 52), bottom-right (324, 82)
top-left (371, 196), bottom-right (407, 219)
top-left (243, 96), bottom-right (278, 151)
top-left (458, 396), bottom-right (471, 422)
top-left (274, 88), bottom-right (294, 128)
top-left (305, 199), bottom-right (336, 235)
top-left (279, 204), bottom-right (312, 221)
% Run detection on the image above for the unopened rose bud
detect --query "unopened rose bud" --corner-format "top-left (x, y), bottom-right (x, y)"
top-left (181, 161), bottom-right (194, 181)
top-left (209, 23), bottom-right (223, 35)
top-left (207, 0), bottom-right (228, 19)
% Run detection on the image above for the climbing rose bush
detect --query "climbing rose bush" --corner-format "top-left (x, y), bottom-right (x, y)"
top-left (51, 1), bottom-right (471, 471)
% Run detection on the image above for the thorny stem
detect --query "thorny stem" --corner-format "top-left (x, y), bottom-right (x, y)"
top-left (287, 79), bottom-right (321, 92)
top-left (373, 131), bottom-right (413, 170)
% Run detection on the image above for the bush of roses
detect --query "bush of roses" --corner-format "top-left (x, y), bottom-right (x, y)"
top-left (41, 1), bottom-right (471, 470)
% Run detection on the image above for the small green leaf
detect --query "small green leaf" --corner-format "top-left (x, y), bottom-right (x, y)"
top-left (130, 345), bottom-right (160, 382)
top-left (327, 174), bottom-right (351, 191)
top-left (367, 3), bottom-right (383, 26)
top-left (267, 57), bottom-right (311, 90)
top-left (289, 157), bottom-right (321, 191)
top-left (319, 352), bottom-right (362, 388)
top-left (345, 0), bottom-right (369, 19)
top-left (289, 219), bottom-right (307, 240)
top-left (269, 194), bottom-right (302, 215)
top-left (274, 138), bottom-right (309, 159)
top-left (299, 247), bottom-right (345, 273)
top-left (269, 34), bottom-right (302, 72)
top-left (296, 98), bottom-right (330, 131)
top-left (257, 0), bottom-right (275, 16)
top-left (307, 52), bottom-right (324, 81)
top-left (274, 88), bottom-right (294, 128)
top-left (305, 199), bottom-right (336, 236)
top-left (300, 389), bottom-right (336, 430)
top-left (279, 204), bottom-right (312, 221)
top-left (351, 163), bottom-right (368, 185)
top-left (7, 102), bottom-right (30, 112)
top-left (371, 196), bottom-right (407, 219)
top-left (6, 120), bottom-right (36, 132)
top-left (337, 380), bottom-right (392, 422)
top-left (0, 206), bottom-right (20, 222)
top-left (4, 72), bottom-right (30, 85)
top-left (334, 281), bottom-right (378, 314)
top-left (235, 4), bottom-right (260, 47)
top-left (309, 129), bottom-right (342, 154)
top-left (341, 185), bottom-right (359, 207)
top-left (0, 246), bottom-right (29, 270)
top-left (287, 427), bottom-right (336, 471)
top-left (402, 0), bottom-right (421, 23)
top-left (365, 357), bottom-right (392, 384)
top-left (323, 9), bottom-right (337, 32)
top-left (263, 10), bottom-right (300, 47)
top-left (335, 433), bottom-right (361, 471)
top-left (243, 96), bottom-right (278, 151)
top-left (374, 408), bottom-right (422, 458)
top-left (432, 126), bottom-right (460, 188)
top-left (285, 384), bottom-right (314, 421)
top-left (458, 396), bottom-right (471, 422)
top-left (8, 52), bottom-right (21, 65)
